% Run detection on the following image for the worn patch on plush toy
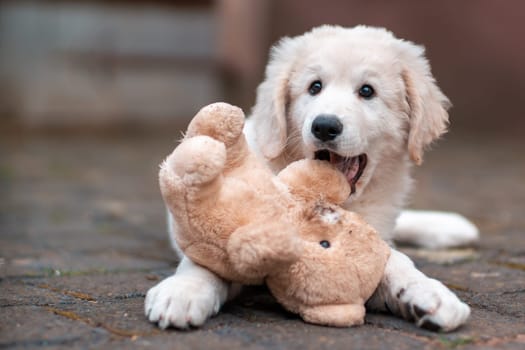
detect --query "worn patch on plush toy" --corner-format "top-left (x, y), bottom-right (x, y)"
top-left (314, 205), bottom-right (341, 224)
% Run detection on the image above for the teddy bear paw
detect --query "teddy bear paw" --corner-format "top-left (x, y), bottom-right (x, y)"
top-left (165, 136), bottom-right (227, 187)
top-left (187, 102), bottom-right (245, 147)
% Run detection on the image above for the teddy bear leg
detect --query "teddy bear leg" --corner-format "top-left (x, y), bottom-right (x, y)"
top-left (186, 103), bottom-right (245, 148)
top-left (159, 136), bottom-right (225, 221)
top-left (300, 303), bottom-right (366, 327)
top-left (162, 136), bottom-right (226, 187)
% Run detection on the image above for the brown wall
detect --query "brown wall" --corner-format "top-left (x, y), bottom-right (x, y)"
top-left (2, 0), bottom-right (524, 137)
top-left (260, 0), bottom-right (525, 136)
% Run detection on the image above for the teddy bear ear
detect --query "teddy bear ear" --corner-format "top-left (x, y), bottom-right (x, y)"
top-left (278, 159), bottom-right (351, 204)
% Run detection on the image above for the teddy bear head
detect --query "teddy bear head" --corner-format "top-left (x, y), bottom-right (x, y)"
top-left (226, 163), bottom-right (390, 327)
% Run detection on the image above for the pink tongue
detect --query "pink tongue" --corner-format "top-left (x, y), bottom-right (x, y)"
top-left (345, 157), bottom-right (359, 183)
top-left (330, 154), bottom-right (359, 184)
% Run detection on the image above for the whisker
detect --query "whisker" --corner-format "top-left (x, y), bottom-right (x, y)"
top-left (283, 129), bottom-right (304, 163)
top-left (177, 131), bottom-right (186, 143)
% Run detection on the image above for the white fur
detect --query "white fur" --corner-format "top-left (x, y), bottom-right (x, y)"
top-left (395, 210), bottom-right (479, 249)
top-left (367, 250), bottom-right (471, 332)
top-left (145, 25), bottom-right (476, 331)
top-left (145, 257), bottom-right (229, 329)
top-left (146, 213), bottom-right (242, 329)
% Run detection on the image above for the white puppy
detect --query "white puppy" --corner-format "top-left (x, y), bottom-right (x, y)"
top-left (145, 25), bottom-right (478, 331)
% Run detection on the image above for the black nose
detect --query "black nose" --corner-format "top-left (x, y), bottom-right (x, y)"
top-left (311, 115), bottom-right (343, 142)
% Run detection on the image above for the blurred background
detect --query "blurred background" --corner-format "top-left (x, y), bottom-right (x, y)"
top-left (1, 0), bottom-right (524, 269)
top-left (1, 0), bottom-right (524, 135)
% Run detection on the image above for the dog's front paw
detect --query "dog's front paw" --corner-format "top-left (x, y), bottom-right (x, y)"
top-left (396, 278), bottom-right (471, 332)
top-left (145, 274), bottom-right (227, 329)
top-left (372, 250), bottom-right (471, 332)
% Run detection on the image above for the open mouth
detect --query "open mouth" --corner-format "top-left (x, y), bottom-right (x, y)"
top-left (314, 150), bottom-right (367, 195)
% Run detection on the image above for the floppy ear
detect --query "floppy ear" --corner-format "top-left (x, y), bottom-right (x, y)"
top-left (250, 37), bottom-right (300, 160)
top-left (399, 41), bottom-right (451, 165)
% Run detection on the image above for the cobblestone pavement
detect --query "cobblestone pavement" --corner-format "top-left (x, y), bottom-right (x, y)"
top-left (1, 130), bottom-right (524, 349)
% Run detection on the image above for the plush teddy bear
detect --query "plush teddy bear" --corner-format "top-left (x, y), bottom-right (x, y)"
top-left (159, 102), bottom-right (390, 327)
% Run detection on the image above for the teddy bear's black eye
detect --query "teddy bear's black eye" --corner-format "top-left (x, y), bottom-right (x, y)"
top-left (319, 240), bottom-right (330, 249)
top-left (358, 84), bottom-right (375, 99)
top-left (308, 80), bottom-right (323, 96)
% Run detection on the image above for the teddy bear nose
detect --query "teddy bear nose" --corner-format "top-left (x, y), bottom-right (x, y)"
top-left (319, 240), bottom-right (331, 248)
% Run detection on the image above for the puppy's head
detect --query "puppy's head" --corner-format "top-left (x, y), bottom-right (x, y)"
top-left (251, 25), bottom-right (450, 198)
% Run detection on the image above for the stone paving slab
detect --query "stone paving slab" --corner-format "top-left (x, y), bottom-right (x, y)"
top-left (1, 305), bottom-right (110, 349)
top-left (1, 131), bottom-right (524, 349)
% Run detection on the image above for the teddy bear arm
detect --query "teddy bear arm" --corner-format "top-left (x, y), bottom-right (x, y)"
top-left (227, 222), bottom-right (302, 280)
top-left (300, 303), bottom-right (366, 327)
top-left (160, 135), bottom-right (228, 199)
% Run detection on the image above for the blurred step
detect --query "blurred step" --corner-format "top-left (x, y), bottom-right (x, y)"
top-left (0, 1), bottom-right (224, 128)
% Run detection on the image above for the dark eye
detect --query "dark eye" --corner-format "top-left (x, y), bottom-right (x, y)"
top-left (319, 240), bottom-right (330, 249)
top-left (308, 80), bottom-right (323, 96)
top-left (358, 84), bottom-right (375, 99)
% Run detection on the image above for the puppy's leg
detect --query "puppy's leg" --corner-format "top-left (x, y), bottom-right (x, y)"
top-left (145, 215), bottom-right (242, 329)
top-left (393, 210), bottom-right (479, 249)
top-left (367, 249), bottom-right (470, 332)
top-left (145, 256), bottom-right (242, 329)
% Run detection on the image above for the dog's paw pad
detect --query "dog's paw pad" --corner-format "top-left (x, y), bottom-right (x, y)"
top-left (420, 319), bottom-right (442, 332)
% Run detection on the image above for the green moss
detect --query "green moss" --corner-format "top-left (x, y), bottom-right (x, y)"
top-left (438, 336), bottom-right (475, 349)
